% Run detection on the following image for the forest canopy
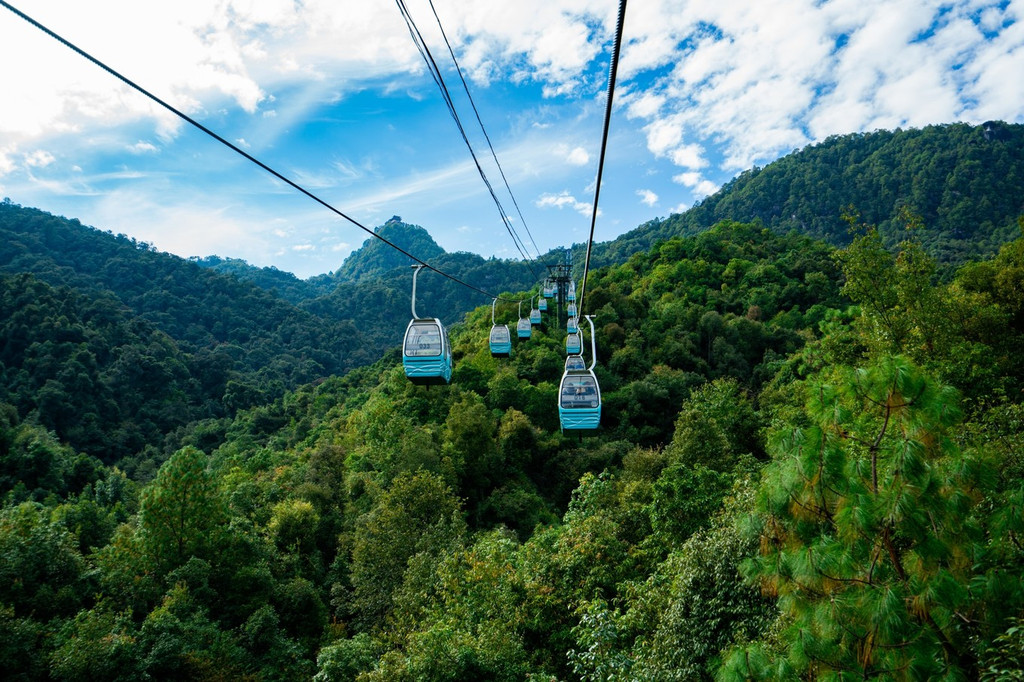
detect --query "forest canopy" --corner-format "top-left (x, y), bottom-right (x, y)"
top-left (2, 208), bottom-right (1023, 679)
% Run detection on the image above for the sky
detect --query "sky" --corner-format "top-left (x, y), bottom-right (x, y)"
top-left (1, 0), bottom-right (1022, 278)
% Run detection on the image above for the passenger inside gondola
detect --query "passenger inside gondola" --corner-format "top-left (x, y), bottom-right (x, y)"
top-left (407, 324), bottom-right (441, 356)
top-left (560, 376), bottom-right (598, 408)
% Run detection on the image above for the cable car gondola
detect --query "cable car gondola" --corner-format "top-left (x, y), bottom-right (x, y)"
top-left (403, 265), bottom-right (452, 385)
top-left (489, 298), bottom-right (511, 358)
top-left (567, 316), bottom-right (578, 334)
top-left (559, 315), bottom-right (600, 430)
top-left (516, 300), bottom-right (532, 339)
top-left (567, 303), bottom-right (577, 318)
top-left (539, 296), bottom-right (548, 312)
top-left (564, 355), bottom-right (586, 372)
top-left (565, 331), bottom-right (582, 354)
top-left (543, 281), bottom-right (555, 298)
top-left (530, 296), bottom-right (542, 325)
top-left (567, 280), bottom-right (576, 303)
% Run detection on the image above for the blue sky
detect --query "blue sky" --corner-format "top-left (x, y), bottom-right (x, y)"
top-left (1, 0), bottom-right (1022, 278)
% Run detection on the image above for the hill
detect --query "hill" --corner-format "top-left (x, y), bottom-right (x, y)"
top-left (2, 216), bottom-right (1022, 679)
top-left (0, 200), bottom-right (381, 465)
top-left (333, 216), bottom-right (447, 283)
top-left (593, 121), bottom-right (1024, 267)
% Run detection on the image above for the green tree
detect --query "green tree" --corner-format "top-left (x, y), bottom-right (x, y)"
top-left (350, 470), bottom-right (466, 628)
top-left (725, 357), bottom-right (1018, 679)
top-left (139, 446), bottom-right (227, 574)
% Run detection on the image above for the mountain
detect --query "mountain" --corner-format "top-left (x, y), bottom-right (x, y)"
top-left (4, 213), bottom-right (1022, 679)
top-left (333, 216), bottom-right (447, 283)
top-left (190, 255), bottom-right (332, 304)
top-left (4, 119), bottom-right (1024, 466)
top-left (0, 200), bottom-right (380, 464)
top-left (592, 121), bottom-right (1024, 267)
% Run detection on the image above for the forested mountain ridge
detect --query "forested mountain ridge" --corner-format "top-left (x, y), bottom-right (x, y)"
top-left (0, 200), bottom-right (382, 468)
top-left (193, 122), bottom-right (1024, 297)
top-left (594, 121), bottom-right (1024, 267)
top-left (190, 254), bottom-right (333, 304)
top-left (333, 217), bottom-right (447, 283)
top-left (3, 209), bottom-right (1023, 679)
top-left (0, 200), bottom-right (372, 376)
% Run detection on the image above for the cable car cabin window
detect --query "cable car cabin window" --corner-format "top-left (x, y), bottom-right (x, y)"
top-left (490, 326), bottom-right (510, 344)
top-left (560, 375), bottom-right (599, 409)
top-left (405, 322), bottom-right (443, 357)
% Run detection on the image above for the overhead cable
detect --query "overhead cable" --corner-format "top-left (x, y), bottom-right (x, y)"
top-left (0, 0), bottom-right (526, 304)
top-left (394, 0), bottom-right (543, 281)
top-left (423, 0), bottom-right (546, 264)
top-left (577, 0), bottom-right (627, 317)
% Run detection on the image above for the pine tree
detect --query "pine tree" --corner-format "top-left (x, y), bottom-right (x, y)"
top-left (728, 357), bottom-right (1002, 679)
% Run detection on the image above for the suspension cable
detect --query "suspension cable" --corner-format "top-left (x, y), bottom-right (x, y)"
top-left (0, 0), bottom-right (529, 304)
top-left (394, 0), bottom-right (543, 282)
top-left (423, 0), bottom-right (546, 264)
top-left (577, 0), bottom-right (627, 317)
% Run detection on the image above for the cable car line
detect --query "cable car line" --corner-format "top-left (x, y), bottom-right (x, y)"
top-left (394, 0), bottom-right (540, 275)
top-left (577, 0), bottom-right (627, 317)
top-left (557, 0), bottom-right (626, 432)
top-left (1, 0), bottom-right (532, 306)
top-left (394, 0), bottom-right (544, 281)
top-left (422, 0), bottom-right (546, 265)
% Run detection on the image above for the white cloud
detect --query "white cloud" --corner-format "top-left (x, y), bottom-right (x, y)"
top-left (0, 148), bottom-right (14, 176)
top-left (129, 141), bottom-right (158, 154)
top-left (605, 0), bottom-right (1024, 182)
top-left (292, 243), bottom-right (315, 251)
top-left (567, 146), bottom-right (590, 165)
top-left (673, 171), bottom-right (719, 197)
top-left (25, 150), bottom-right (55, 167)
top-left (536, 190), bottom-right (596, 217)
top-left (636, 188), bottom-right (658, 206)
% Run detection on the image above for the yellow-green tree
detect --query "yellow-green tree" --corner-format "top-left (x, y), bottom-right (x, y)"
top-left (724, 357), bottom-right (1021, 679)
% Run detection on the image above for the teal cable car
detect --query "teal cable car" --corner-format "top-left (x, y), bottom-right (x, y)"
top-left (530, 296), bottom-right (542, 325)
top-left (565, 331), bottom-right (582, 354)
top-left (489, 298), bottom-right (511, 358)
top-left (539, 296), bottom-right (548, 312)
top-left (567, 316), bottom-right (578, 334)
top-left (565, 354), bottom-right (586, 372)
top-left (567, 303), bottom-right (577, 318)
top-left (559, 315), bottom-right (600, 431)
top-left (403, 265), bottom-right (452, 385)
top-left (567, 280), bottom-right (576, 303)
top-left (516, 300), bottom-right (532, 339)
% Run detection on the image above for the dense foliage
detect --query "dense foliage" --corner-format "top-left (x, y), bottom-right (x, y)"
top-left (3, 192), bottom-right (1023, 679)
top-left (0, 200), bottom-right (374, 380)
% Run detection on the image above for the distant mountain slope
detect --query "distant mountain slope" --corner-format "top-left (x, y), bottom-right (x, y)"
top-left (594, 121), bottom-right (1024, 267)
top-left (191, 255), bottom-right (332, 304)
top-left (301, 218), bottom-right (544, 357)
top-left (333, 216), bottom-right (447, 283)
top-left (0, 200), bottom-right (375, 385)
top-left (0, 203), bottom-right (544, 402)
